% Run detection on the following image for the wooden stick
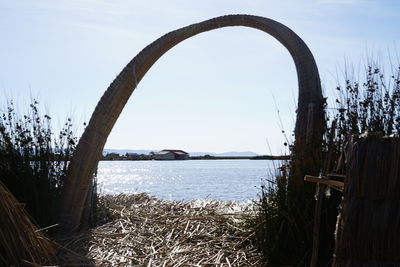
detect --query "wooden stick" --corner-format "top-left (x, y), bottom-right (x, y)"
top-left (310, 119), bottom-right (336, 267)
top-left (304, 175), bottom-right (344, 188)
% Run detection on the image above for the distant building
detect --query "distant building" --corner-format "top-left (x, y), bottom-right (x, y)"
top-left (153, 149), bottom-right (189, 160)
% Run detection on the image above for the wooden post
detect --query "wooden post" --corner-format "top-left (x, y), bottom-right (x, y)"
top-left (332, 134), bottom-right (400, 266)
top-left (310, 120), bottom-right (336, 267)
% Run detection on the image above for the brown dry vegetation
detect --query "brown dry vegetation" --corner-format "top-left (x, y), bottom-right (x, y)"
top-left (0, 182), bottom-right (57, 266)
top-left (59, 193), bottom-right (262, 266)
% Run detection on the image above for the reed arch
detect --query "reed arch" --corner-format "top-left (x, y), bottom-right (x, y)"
top-left (60, 14), bottom-right (325, 234)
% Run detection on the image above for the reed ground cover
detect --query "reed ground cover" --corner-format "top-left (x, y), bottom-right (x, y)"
top-left (59, 193), bottom-right (263, 266)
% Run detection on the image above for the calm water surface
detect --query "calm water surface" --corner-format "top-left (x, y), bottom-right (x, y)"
top-left (97, 160), bottom-right (280, 202)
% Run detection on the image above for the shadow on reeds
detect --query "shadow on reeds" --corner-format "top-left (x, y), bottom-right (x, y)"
top-left (0, 181), bottom-right (57, 266)
top-left (56, 234), bottom-right (96, 266)
top-left (0, 179), bottom-right (96, 266)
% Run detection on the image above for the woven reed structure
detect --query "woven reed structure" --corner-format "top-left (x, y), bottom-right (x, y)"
top-left (59, 14), bottom-right (325, 234)
top-left (0, 182), bottom-right (56, 266)
top-left (333, 134), bottom-right (400, 266)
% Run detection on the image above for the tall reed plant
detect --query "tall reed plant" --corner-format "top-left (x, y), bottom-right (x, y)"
top-left (250, 62), bottom-right (400, 266)
top-left (333, 64), bottom-right (400, 141)
top-left (0, 100), bottom-right (77, 231)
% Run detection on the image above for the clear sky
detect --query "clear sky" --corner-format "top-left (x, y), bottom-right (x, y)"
top-left (1, 0), bottom-right (399, 154)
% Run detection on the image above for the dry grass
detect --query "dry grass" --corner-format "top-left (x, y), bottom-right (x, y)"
top-left (0, 182), bottom-right (57, 266)
top-left (61, 193), bottom-right (262, 266)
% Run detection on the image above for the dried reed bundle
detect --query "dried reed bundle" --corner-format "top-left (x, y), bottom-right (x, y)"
top-left (333, 135), bottom-right (400, 266)
top-left (0, 182), bottom-right (56, 266)
top-left (64, 193), bottom-right (262, 266)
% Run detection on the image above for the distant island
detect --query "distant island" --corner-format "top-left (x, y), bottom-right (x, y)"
top-left (101, 149), bottom-right (289, 161)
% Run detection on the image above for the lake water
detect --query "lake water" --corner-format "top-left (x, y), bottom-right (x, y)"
top-left (97, 160), bottom-right (280, 202)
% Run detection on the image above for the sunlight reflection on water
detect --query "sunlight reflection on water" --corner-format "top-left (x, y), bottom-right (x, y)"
top-left (97, 159), bottom-right (280, 202)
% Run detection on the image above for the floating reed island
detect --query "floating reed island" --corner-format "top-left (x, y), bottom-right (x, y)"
top-left (60, 193), bottom-right (262, 266)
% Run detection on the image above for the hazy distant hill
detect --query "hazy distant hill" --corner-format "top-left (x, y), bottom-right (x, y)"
top-left (103, 149), bottom-right (259, 157)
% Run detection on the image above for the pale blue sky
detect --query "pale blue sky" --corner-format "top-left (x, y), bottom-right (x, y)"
top-left (1, 0), bottom-right (399, 154)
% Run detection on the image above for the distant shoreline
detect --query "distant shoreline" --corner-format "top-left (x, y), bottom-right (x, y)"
top-left (100, 155), bottom-right (290, 161)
